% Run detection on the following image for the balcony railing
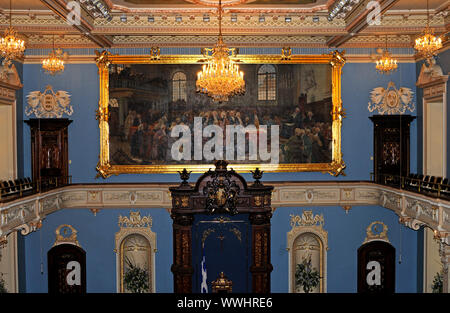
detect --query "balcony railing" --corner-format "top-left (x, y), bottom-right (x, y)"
top-left (372, 173), bottom-right (450, 200)
top-left (0, 176), bottom-right (72, 202)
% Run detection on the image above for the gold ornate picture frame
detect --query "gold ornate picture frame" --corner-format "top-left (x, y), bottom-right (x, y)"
top-left (95, 50), bottom-right (346, 178)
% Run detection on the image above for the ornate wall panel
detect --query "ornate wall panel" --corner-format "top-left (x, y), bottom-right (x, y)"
top-left (114, 211), bottom-right (156, 293)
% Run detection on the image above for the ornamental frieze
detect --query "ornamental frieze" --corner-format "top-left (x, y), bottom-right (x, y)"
top-left (0, 182), bottom-right (449, 244)
top-left (355, 190), bottom-right (380, 202)
top-left (136, 191), bottom-right (163, 202)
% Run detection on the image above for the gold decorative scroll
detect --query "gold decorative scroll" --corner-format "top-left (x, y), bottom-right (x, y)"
top-left (96, 50), bottom-right (346, 178)
top-left (363, 221), bottom-right (390, 244)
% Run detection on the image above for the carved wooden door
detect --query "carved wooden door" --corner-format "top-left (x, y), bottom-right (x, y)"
top-left (48, 244), bottom-right (86, 294)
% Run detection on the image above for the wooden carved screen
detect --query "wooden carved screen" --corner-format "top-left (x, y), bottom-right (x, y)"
top-left (369, 115), bottom-right (415, 184)
top-left (170, 161), bottom-right (273, 293)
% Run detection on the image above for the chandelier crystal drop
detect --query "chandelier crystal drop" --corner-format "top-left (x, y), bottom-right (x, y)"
top-left (0, 0), bottom-right (26, 61)
top-left (196, 0), bottom-right (245, 102)
top-left (414, 0), bottom-right (442, 59)
top-left (42, 36), bottom-right (65, 75)
top-left (375, 36), bottom-right (398, 74)
top-left (414, 26), bottom-right (443, 58)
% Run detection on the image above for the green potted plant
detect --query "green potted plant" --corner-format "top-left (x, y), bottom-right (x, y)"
top-left (123, 257), bottom-right (150, 293)
top-left (295, 256), bottom-right (321, 293)
top-left (431, 271), bottom-right (443, 293)
top-left (0, 274), bottom-right (7, 293)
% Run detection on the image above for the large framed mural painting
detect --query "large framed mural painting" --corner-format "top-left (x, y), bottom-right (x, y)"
top-left (95, 50), bottom-right (346, 177)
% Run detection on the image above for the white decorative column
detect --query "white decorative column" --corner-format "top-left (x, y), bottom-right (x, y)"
top-left (416, 59), bottom-right (449, 292)
top-left (439, 243), bottom-right (450, 293)
top-left (0, 63), bottom-right (22, 293)
top-left (0, 63), bottom-right (22, 181)
top-left (0, 232), bottom-right (19, 293)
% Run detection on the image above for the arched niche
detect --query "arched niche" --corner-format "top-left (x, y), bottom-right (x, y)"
top-left (287, 210), bottom-right (328, 293)
top-left (115, 211), bottom-right (156, 293)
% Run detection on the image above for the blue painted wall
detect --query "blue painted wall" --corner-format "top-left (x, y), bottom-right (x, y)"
top-left (23, 208), bottom-right (173, 293)
top-left (21, 61), bottom-right (418, 183)
top-left (19, 53), bottom-right (421, 292)
top-left (22, 205), bottom-right (418, 293)
top-left (271, 206), bottom-right (418, 293)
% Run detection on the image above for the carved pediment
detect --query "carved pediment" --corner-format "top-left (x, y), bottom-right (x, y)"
top-left (416, 58), bottom-right (448, 91)
top-left (0, 62), bottom-right (22, 105)
top-left (0, 63), bottom-right (22, 89)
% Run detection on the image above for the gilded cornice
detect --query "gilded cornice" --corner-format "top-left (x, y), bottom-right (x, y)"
top-left (0, 10), bottom-right (445, 38)
top-left (22, 34), bottom-right (416, 50)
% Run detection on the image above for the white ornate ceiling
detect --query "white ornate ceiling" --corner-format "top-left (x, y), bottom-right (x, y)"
top-left (0, 0), bottom-right (448, 54)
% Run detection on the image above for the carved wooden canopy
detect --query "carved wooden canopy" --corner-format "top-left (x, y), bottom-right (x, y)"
top-left (169, 160), bottom-right (274, 293)
top-left (170, 160), bottom-right (273, 217)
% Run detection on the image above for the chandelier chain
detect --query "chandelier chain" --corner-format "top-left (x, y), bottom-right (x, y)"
top-left (0, 0), bottom-right (26, 62)
top-left (42, 35), bottom-right (65, 75)
top-left (414, 0), bottom-right (442, 59)
top-left (375, 35), bottom-right (398, 75)
top-left (195, 0), bottom-right (245, 102)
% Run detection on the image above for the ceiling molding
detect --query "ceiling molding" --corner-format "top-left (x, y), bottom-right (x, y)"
top-left (40, 0), bottom-right (113, 47)
top-left (327, 0), bottom-right (400, 47)
top-left (23, 53), bottom-right (415, 64)
top-left (21, 33), bottom-right (417, 50)
top-left (0, 1), bottom-right (445, 49)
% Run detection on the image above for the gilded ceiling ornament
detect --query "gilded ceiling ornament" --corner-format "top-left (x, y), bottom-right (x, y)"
top-left (281, 47), bottom-right (292, 60)
top-left (26, 85), bottom-right (73, 118)
top-left (368, 81), bottom-right (415, 115)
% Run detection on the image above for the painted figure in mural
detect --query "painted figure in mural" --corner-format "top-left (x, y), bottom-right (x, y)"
top-left (285, 128), bottom-right (305, 163)
top-left (108, 63), bottom-right (333, 165)
top-left (124, 110), bottom-right (136, 141)
top-left (130, 113), bottom-right (144, 159)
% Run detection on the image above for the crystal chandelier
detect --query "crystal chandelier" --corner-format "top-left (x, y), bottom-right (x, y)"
top-left (196, 0), bottom-right (245, 102)
top-left (414, 0), bottom-right (442, 59)
top-left (42, 36), bottom-right (65, 75)
top-left (0, 0), bottom-right (26, 62)
top-left (375, 36), bottom-right (398, 74)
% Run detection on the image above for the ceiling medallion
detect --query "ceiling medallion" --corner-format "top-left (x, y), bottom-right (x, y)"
top-left (0, 0), bottom-right (26, 63)
top-left (196, 0), bottom-right (245, 102)
top-left (414, 0), bottom-right (443, 59)
top-left (375, 36), bottom-right (398, 75)
top-left (42, 36), bottom-right (65, 75)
